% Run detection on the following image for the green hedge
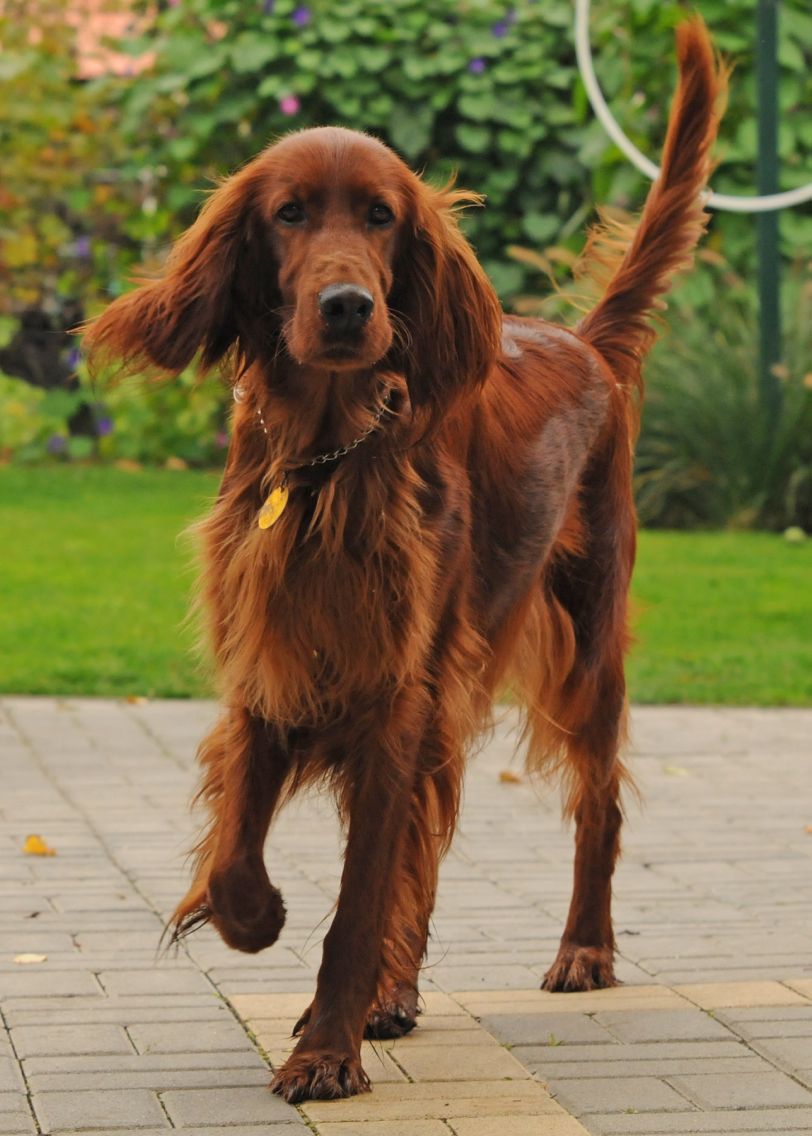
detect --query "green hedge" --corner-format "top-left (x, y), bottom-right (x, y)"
top-left (2, 0), bottom-right (809, 318)
top-left (105, 0), bottom-right (812, 300)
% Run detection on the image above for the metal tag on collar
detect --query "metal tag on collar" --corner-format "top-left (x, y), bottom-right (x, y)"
top-left (258, 476), bottom-right (289, 530)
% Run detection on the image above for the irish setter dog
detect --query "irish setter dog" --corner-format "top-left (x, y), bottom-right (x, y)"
top-left (86, 21), bottom-right (723, 1103)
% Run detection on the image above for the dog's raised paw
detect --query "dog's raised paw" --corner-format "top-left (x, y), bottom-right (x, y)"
top-left (365, 986), bottom-right (419, 1039)
top-left (207, 872), bottom-right (286, 954)
top-left (270, 1052), bottom-right (370, 1103)
top-left (542, 944), bottom-right (617, 992)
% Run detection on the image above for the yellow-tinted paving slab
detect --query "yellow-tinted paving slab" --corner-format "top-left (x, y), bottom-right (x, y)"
top-left (453, 985), bottom-right (694, 1017)
top-left (234, 992), bottom-right (585, 1133)
top-left (674, 980), bottom-right (811, 1010)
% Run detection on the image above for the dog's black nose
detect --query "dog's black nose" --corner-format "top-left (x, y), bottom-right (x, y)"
top-left (318, 284), bottom-right (374, 334)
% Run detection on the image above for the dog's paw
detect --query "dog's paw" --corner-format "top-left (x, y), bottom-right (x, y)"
top-left (207, 871), bottom-right (286, 954)
top-left (542, 944), bottom-right (617, 992)
top-left (364, 985), bottom-right (419, 1040)
top-left (270, 1051), bottom-right (370, 1103)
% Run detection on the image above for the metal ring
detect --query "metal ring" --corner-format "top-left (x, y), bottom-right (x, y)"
top-left (574, 0), bottom-right (812, 214)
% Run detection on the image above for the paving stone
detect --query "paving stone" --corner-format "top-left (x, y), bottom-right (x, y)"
top-left (386, 1041), bottom-right (529, 1083)
top-left (160, 1085), bottom-right (302, 1127)
top-left (127, 1018), bottom-right (255, 1055)
top-left (548, 1075), bottom-right (694, 1115)
top-left (0, 969), bottom-right (102, 997)
top-left (11, 1023), bottom-right (134, 1059)
top-left (312, 1122), bottom-right (450, 1136)
top-left (749, 1035), bottom-right (812, 1070)
top-left (67, 1130), bottom-right (305, 1136)
top-left (97, 968), bottom-right (214, 995)
top-left (33, 1088), bottom-right (169, 1131)
top-left (587, 1107), bottom-right (812, 1133)
top-left (593, 1009), bottom-right (732, 1043)
top-left (0, 1058), bottom-right (25, 1092)
top-left (302, 1083), bottom-right (562, 1124)
top-left (5, 700), bottom-right (812, 1136)
top-left (674, 981), bottom-right (808, 1010)
top-left (667, 1070), bottom-right (812, 1109)
top-left (479, 1012), bottom-right (615, 1047)
top-left (455, 987), bottom-right (693, 1017)
top-left (27, 1066), bottom-right (270, 1092)
top-left (10, 1003), bottom-right (235, 1027)
top-left (0, 1100), bottom-right (36, 1136)
top-left (450, 1119), bottom-right (589, 1136)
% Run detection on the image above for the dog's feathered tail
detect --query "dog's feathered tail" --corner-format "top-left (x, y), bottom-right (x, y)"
top-left (576, 18), bottom-right (727, 401)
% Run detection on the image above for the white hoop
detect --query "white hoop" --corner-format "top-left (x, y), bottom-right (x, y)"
top-left (574, 0), bottom-right (812, 214)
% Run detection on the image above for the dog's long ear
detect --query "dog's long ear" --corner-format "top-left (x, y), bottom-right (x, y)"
top-left (391, 182), bottom-right (502, 416)
top-left (84, 166), bottom-right (265, 377)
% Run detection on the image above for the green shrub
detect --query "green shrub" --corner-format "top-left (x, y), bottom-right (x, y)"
top-left (635, 258), bottom-right (812, 531)
top-left (0, 367), bottom-right (230, 468)
top-left (96, 370), bottom-right (230, 467)
top-left (93, 0), bottom-right (812, 302)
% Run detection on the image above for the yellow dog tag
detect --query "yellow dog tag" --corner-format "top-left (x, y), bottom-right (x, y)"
top-left (258, 482), bottom-right (289, 529)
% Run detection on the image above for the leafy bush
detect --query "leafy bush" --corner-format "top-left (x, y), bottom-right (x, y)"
top-left (95, 371), bottom-right (231, 466)
top-left (635, 257), bottom-right (812, 531)
top-left (0, 1), bottom-right (141, 317)
top-left (0, 366), bottom-right (230, 467)
top-left (91, 0), bottom-right (812, 301)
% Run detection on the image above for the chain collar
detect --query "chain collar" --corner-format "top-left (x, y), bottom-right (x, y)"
top-left (238, 384), bottom-right (394, 472)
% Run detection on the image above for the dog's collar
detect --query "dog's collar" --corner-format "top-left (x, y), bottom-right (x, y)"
top-left (235, 383), bottom-right (395, 530)
top-left (252, 385), bottom-right (394, 471)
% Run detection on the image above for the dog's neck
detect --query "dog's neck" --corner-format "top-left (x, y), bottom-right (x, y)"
top-left (243, 359), bottom-right (405, 471)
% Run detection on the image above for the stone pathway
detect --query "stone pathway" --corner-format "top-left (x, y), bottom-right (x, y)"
top-left (0, 699), bottom-right (810, 1135)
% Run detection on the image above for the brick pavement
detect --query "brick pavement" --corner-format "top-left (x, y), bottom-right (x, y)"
top-left (0, 698), bottom-right (810, 1135)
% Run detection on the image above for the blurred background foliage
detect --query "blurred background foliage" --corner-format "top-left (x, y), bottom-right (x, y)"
top-left (0, 0), bottom-right (810, 528)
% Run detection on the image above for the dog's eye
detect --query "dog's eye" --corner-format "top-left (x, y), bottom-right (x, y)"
top-left (368, 203), bottom-right (394, 227)
top-left (276, 202), bottom-right (305, 225)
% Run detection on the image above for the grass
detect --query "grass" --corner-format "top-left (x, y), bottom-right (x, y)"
top-left (1, 466), bottom-right (810, 705)
top-left (0, 465), bottom-right (219, 699)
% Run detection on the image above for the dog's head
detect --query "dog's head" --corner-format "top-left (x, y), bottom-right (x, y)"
top-left (84, 126), bottom-right (502, 412)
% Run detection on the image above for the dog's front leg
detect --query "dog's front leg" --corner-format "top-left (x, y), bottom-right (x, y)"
top-left (271, 685), bottom-right (430, 1103)
top-left (171, 706), bottom-right (292, 953)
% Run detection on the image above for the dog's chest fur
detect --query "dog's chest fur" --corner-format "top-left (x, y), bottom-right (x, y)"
top-left (200, 429), bottom-right (452, 727)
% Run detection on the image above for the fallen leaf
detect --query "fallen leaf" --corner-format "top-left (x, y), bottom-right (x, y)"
top-left (804, 824), bottom-right (812, 835)
top-left (125, 695), bottom-right (148, 705)
top-left (499, 770), bottom-right (523, 784)
top-left (22, 834), bottom-right (57, 857)
top-left (663, 764), bottom-right (690, 777)
top-left (14, 954), bottom-right (47, 965)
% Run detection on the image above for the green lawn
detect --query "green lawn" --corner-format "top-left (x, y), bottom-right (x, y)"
top-left (1, 466), bottom-right (810, 705)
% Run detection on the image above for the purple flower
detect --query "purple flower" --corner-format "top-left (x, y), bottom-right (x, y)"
top-left (216, 431), bottom-right (229, 448)
top-left (96, 416), bottom-right (113, 437)
top-left (468, 57), bottom-right (486, 74)
top-left (292, 5), bottom-right (310, 26)
top-left (492, 9), bottom-right (516, 37)
top-left (263, 0), bottom-right (274, 12)
top-left (279, 94), bottom-right (300, 116)
top-left (74, 236), bottom-right (91, 259)
top-left (47, 434), bottom-right (67, 455)
top-left (67, 347), bottom-right (81, 369)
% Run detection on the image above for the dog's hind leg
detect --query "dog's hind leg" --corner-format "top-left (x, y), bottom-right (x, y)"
top-left (170, 706), bottom-right (291, 953)
top-left (527, 439), bottom-right (636, 992)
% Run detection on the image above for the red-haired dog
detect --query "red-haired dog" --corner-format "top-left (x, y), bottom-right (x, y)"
top-left (86, 21), bottom-right (723, 1103)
